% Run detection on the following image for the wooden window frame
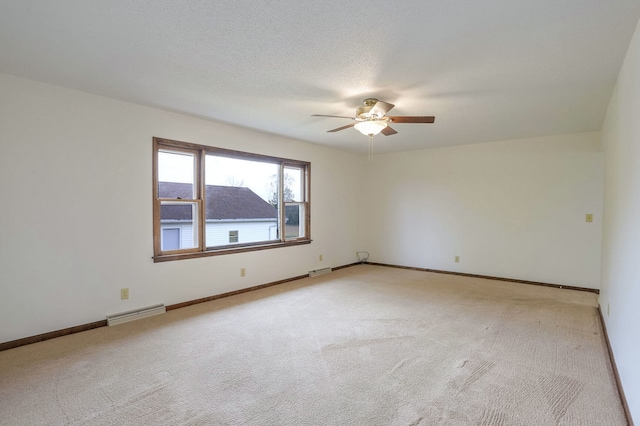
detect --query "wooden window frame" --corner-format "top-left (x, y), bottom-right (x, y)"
top-left (152, 137), bottom-right (311, 263)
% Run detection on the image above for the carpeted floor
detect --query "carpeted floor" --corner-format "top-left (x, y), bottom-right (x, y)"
top-left (0, 265), bottom-right (626, 425)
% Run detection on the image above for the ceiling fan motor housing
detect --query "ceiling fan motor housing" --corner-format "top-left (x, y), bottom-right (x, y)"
top-left (356, 98), bottom-right (382, 119)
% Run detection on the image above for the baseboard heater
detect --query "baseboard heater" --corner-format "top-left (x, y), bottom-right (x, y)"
top-left (309, 267), bottom-right (332, 277)
top-left (106, 304), bottom-right (166, 326)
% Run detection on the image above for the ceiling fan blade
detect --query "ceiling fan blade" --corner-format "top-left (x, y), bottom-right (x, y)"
top-left (369, 100), bottom-right (395, 117)
top-left (387, 116), bottom-right (435, 123)
top-left (381, 126), bottom-right (397, 136)
top-left (327, 123), bottom-right (356, 132)
top-left (311, 114), bottom-right (354, 119)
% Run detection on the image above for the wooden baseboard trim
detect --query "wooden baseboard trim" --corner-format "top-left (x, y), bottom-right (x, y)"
top-left (598, 306), bottom-right (634, 426)
top-left (0, 262), bottom-right (361, 352)
top-left (332, 262), bottom-right (360, 271)
top-left (366, 262), bottom-right (600, 294)
top-left (165, 273), bottom-right (310, 311)
top-left (0, 320), bottom-right (108, 352)
top-left (166, 263), bottom-right (361, 311)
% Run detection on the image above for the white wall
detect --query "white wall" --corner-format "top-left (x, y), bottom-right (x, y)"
top-left (362, 132), bottom-right (604, 289)
top-left (0, 73), bottom-right (365, 344)
top-left (600, 18), bottom-right (640, 423)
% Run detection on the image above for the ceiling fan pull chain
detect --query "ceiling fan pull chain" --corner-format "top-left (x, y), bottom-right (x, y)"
top-left (369, 134), bottom-right (373, 162)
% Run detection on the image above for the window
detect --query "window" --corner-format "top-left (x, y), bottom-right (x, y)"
top-left (153, 137), bottom-right (311, 262)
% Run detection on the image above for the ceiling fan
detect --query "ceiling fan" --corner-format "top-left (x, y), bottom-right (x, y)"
top-left (312, 98), bottom-right (435, 137)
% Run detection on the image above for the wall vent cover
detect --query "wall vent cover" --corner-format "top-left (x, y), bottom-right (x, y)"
top-left (309, 267), bottom-right (332, 277)
top-left (107, 304), bottom-right (166, 326)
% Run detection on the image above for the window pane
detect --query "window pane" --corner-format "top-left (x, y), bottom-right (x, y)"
top-left (162, 228), bottom-right (181, 250)
top-left (284, 166), bottom-right (303, 202)
top-left (284, 203), bottom-right (304, 239)
top-left (204, 154), bottom-right (279, 247)
top-left (158, 151), bottom-right (195, 199)
top-left (160, 201), bottom-right (198, 250)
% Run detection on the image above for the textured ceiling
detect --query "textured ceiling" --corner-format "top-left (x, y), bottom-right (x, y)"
top-left (1, 1), bottom-right (639, 154)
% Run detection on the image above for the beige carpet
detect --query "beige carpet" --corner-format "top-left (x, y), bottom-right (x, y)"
top-left (0, 265), bottom-right (626, 425)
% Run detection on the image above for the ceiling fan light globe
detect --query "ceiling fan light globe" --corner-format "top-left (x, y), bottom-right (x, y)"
top-left (354, 120), bottom-right (387, 136)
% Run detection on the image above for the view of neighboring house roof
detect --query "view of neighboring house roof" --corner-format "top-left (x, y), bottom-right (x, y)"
top-left (159, 182), bottom-right (277, 220)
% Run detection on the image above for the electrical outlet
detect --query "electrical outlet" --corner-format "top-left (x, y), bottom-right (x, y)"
top-left (586, 214), bottom-right (593, 223)
top-left (121, 288), bottom-right (129, 300)
top-left (455, 256), bottom-right (460, 263)
top-left (319, 254), bottom-right (323, 262)
top-left (240, 268), bottom-right (246, 277)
